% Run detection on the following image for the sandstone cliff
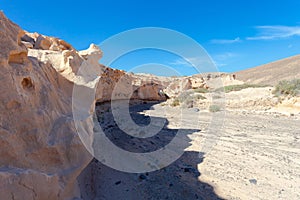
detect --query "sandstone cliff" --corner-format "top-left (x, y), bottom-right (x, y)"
top-left (0, 11), bottom-right (196, 199)
top-left (0, 11), bottom-right (93, 199)
top-left (0, 11), bottom-right (238, 199)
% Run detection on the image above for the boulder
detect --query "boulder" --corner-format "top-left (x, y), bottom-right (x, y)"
top-left (34, 35), bottom-right (51, 50)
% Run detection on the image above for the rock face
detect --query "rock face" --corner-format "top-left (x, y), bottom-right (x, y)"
top-left (21, 31), bottom-right (73, 51)
top-left (273, 96), bottom-right (300, 115)
top-left (164, 77), bottom-right (192, 97)
top-left (0, 12), bottom-right (176, 199)
top-left (163, 73), bottom-right (242, 98)
top-left (0, 12), bottom-right (92, 199)
top-left (200, 73), bottom-right (243, 88)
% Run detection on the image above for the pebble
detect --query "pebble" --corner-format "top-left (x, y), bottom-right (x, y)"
top-left (249, 179), bottom-right (257, 185)
top-left (139, 174), bottom-right (147, 180)
top-left (192, 108), bottom-right (200, 112)
top-left (115, 181), bottom-right (121, 185)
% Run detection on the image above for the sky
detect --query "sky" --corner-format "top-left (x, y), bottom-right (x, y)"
top-left (2, 0), bottom-right (300, 76)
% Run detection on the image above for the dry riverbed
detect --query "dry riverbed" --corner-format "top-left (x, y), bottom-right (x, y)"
top-left (79, 101), bottom-right (300, 200)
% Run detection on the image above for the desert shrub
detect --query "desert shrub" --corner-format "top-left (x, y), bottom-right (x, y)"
top-left (172, 90), bottom-right (207, 107)
top-left (212, 94), bottom-right (223, 99)
top-left (209, 104), bottom-right (221, 112)
top-left (273, 79), bottom-right (300, 97)
top-left (183, 99), bottom-right (194, 108)
top-left (171, 99), bottom-right (180, 107)
top-left (193, 88), bottom-right (208, 93)
top-left (160, 102), bottom-right (167, 106)
top-left (215, 84), bottom-right (268, 93)
top-left (176, 91), bottom-right (193, 103)
top-left (194, 94), bottom-right (207, 100)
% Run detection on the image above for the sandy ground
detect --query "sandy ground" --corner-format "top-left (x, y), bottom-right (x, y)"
top-left (79, 100), bottom-right (300, 200)
top-left (196, 111), bottom-right (300, 200)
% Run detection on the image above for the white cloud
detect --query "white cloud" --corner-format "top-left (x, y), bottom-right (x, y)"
top-left (246, 25), bottom-right (300, 40)
top-left (210, 37), bottom-right (241, 44)
top-left (169, 58), bottom-right (191, 66)
top-left (169, 57), bottom-right (208, 67)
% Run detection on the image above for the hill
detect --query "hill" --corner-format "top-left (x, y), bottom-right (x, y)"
top-left (235, 55), bottom-right (300, 85)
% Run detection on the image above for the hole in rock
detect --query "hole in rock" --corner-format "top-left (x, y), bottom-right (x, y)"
top-left (21, 77), bottom-right (34, 90)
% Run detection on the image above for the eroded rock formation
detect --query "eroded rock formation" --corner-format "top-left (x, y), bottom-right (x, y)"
top-left (0, 11), bottom-right (223, 199)
top-left (0, 12), bottom-right (180, 199)
top-left (0, 12), bottom-right (92, 200)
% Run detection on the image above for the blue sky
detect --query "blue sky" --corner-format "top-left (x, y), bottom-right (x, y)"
top-left (2, 0), bottom-right (300, 76)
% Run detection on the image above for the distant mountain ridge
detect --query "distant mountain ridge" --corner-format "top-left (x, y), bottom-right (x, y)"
top-left (235, 55), bottom-right (300, 85)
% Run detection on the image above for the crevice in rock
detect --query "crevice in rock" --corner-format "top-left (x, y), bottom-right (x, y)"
top-left (10, 192), bottom-right (15, 200)
top-left (18, 181), bottom-right (37, 200)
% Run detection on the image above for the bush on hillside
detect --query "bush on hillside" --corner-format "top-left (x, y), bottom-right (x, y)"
top-left (209, 104), bottom-right (221, 112)
top-left (170, 90), bottom-right (207, 107)
top-left (273, 79), bottom-right (300, 97)
top-left (193, 88), bottom-right (209, 93)
top-left (171, 99), bottom-right (180, 107)
top-left (215, 84), bottom-right (268, 93)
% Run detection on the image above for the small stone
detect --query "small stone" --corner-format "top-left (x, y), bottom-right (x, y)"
top-left (115, 181), bottom-right (121, 185)
top-left (184, 168), bottom-right (190, 172)
top-left (139, 174), bottom-right (147, 180)
top-left (192, 108), bottom-right (200, 112)
top-left (249, 179), bottom-right (257, 185)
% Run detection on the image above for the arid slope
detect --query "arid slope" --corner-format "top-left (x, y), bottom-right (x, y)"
top-left (235, 55), bottom-right (300, 85)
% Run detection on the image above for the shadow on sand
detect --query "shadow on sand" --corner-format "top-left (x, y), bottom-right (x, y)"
top-left (78, 101), bottom-right (224, 200)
